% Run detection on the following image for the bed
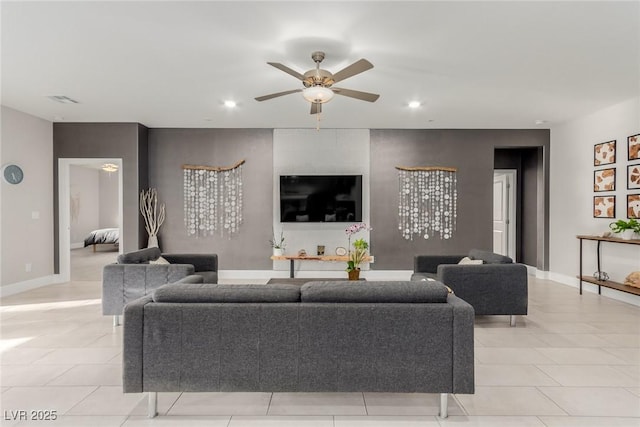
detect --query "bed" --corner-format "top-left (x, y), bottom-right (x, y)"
top-left (84, 228), bottom-right (119, 252)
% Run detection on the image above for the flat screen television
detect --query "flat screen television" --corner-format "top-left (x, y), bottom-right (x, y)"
top-left (280, 175), bottom-right (362, 222)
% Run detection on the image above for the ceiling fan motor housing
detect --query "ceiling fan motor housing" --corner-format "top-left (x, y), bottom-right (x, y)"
top-left (303, 69), bottom-right (334, 88)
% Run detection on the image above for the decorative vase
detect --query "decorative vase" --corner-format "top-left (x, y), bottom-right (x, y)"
top-left (617, 230), bottom-right (636, 240)
top-left (348, 269), bottom-right (360, 281)
top-left (147, 235), bottom-right (159, 248)
top-left (273, 248), bottom-right (284, 257)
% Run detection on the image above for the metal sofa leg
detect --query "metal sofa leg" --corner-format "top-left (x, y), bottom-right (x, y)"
top-left (439, 393), bottom-right (448, 418)
top-left (510, 315), bottom-right (516, 327)
top-left (148, 392), bottom-right (158, 418)
top-left (113, 315), bottom-right (120, 327)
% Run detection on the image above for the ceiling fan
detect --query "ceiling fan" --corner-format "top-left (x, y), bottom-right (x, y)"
top-left (255, 51), bottom-right (380, 115)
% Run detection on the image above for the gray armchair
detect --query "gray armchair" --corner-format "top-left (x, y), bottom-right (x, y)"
top-left (412, 249), bottom-right (528, 326)
top-left (102, 247), bottom-right (217, 325)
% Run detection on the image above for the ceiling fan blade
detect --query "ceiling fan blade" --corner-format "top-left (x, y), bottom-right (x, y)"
top-left (332, 87), bottom-right (380, 102)
top-left (255, 89), bottom-right (302, 102)
top-left (267, 62), bottom-right (305, 81)
top-left (332, 59), bottom-right (374, 83)
top-left (310, 102), bottom-right (322, 115)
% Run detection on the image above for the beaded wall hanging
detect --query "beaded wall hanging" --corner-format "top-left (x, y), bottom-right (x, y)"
top-left (396, 166), bottom-right (458, 240)
top-left (183, 160), bottom-right (245, 238)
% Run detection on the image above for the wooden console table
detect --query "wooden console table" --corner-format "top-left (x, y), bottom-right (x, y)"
top-left (577, 235), bottom-right (640, 296)
top-left (270, 255), bottom-right (374, 278)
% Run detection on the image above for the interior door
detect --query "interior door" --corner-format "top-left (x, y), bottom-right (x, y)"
top-left (493, 173), bottom-right (509, 256)
top-left (493, 170), bottom-right (517, 260)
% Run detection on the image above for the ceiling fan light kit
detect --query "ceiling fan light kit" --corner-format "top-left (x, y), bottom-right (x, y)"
top-left (302, 86), bottom-right (334, 103)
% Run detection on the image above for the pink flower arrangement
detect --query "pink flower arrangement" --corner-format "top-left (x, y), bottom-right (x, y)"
top-left (345, 223), bottom-right (371, 235)
top-left (345, 223), bottom-right (372, 258)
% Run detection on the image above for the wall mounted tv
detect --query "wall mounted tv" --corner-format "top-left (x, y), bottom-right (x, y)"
top-left (280, 175), bottom-right (363, 223)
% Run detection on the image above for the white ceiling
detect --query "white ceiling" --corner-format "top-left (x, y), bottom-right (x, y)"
top-left (2, 1), bottom-right (639, 129)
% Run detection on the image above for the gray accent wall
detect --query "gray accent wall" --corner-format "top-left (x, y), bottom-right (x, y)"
top-left (495, 147), bottom-right (545, 267)
top-left (53, 124), bottom-right (549, 273)
top-left (53, 123), bottom-right (148, 273)
top-left (148, 128), bottom-right (273, 270)
top-left (370, 129), bottom-right (549, 270)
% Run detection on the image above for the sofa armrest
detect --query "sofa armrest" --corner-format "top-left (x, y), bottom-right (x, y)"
top-left (162, 253), bottom-right (218, 273)
top-left (122, 295), bottom-right (153, 393)
top-left (437, 263), bottom-right (528, 315)
top-left (414, 255), bottom-right (465, 274)
top-left (447, 294), bottom-right (475, 394)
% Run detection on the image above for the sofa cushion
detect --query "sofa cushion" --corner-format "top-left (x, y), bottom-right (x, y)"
top-left (300, 281), bottom-right (449, 303)
top-left (468, 249), bottom-right (513, 264)
top-left (152, 283), bottom-right (301, 303)
top-left (117, 247), bottom-right (161, 264)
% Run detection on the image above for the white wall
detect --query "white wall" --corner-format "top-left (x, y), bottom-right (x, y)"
top-left (273, 129), bottom-right (370, 274)
top-left (1, 106), bottom-right (54, 288)
top-left (70, 165), bottom-right (100, 246)
top-left (549, 97), bottom-right (640, 304)
top-left (99, 170), bottom-right (119, 228)
top-left (68, 166), bottom-right (119, 247)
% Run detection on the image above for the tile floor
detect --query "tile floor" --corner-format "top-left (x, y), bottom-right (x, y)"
top-left (1, 248), bottom-right (639, 426)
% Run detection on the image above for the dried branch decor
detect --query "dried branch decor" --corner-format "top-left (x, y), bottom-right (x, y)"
top-left (140, 188), bottom-right (166, 248)
top-left (396, 166), bottom-right (457, 240)
top-left (183, 160), bottom-right (244, 238)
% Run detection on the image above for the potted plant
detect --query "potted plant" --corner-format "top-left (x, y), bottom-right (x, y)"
top-left (609, 219), bottom-right (640, 240)
top-left (346, 238), bottom-right (369, 280)
top-left (269, 230), bottom-right (286, 256)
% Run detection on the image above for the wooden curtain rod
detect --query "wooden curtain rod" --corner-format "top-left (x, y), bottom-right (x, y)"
top-left (182, 160), bottom-right (245, 172)
top-left (395, 166), bottom-right (457, 172)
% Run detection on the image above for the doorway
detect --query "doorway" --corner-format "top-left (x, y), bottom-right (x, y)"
top-left (493, 170), bottom-right (517, 260)
top-left (58, 158), bottom-right (123, 282)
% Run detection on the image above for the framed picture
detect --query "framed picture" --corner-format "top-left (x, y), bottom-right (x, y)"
top-left (628, 133), bottom-right (640, 161)
top-left (594, 196), bottom-right (615, 218)
top-left (628, 164), bottom-right (640, 190)
top-left (628, 194), bottom-right (640, 219)
top-left (594, 168), bottom-right (616, 192)
top-left (594, 140), bottom-right (616, 166)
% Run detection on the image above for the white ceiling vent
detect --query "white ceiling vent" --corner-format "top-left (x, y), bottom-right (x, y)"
top-left (47, 95), bottom-right (79, 104)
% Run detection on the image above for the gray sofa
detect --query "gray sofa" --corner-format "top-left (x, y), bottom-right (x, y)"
top-left (123, 280), bottom-right (475, 418)
top-left (411, 249), bottom-right (528, 326)
top-left (102, 247), bottom-right (218, 325)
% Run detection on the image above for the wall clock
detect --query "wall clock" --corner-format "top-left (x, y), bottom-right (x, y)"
top-left (3, 164), bottom-right (24, 184)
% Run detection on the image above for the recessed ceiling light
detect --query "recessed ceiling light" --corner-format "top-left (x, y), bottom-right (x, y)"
top-left (47, 95), bottom-right (79, 104)
top-left (224, 100), bottom-right (237, 108)
top-left (535, 119), bottom-right (547, 125)
top-left (408, 101), bottom-right (421, 109)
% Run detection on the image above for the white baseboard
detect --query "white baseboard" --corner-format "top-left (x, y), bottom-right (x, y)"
top-left (0, 274), bottom-right (65, 298)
